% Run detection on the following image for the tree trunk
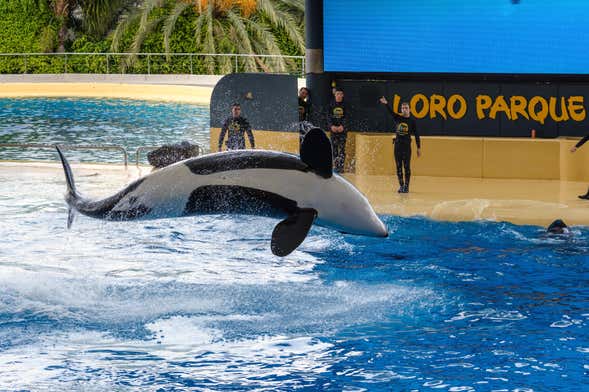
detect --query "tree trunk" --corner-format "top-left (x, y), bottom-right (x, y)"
top-left (53, 0), bottom-right (70, 52)
top-left (57, 23), bottom-right (67, 52)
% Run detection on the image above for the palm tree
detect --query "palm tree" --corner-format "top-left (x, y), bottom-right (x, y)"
top-left (50, 0), bottom-right (70, 51)
top-left (111, 0), bottom-right (305, 73)
top-left (48, 0), bottom-right (133, 51)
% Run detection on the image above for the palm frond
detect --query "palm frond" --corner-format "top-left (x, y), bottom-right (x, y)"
top-left (110, 9), bottom-right (140, 52)
top-left (276, 0), bottom-right (305, 14)
top-left (213, 20), bottom-right (233, 73)
top-left (193, 12), bottom-right (206, 46)
top-left (84, 0), bottom-right (135, 38)
top-left (163, 1), bottom-right (190, 60)
top-left (247, 18), bottom-right (287, 72)
top-left (203, 2), bottom-right (216, 73)
top-left (256, 0), bottom-right (304, 53)
top-left (226, 10), bottom-right (257, 70)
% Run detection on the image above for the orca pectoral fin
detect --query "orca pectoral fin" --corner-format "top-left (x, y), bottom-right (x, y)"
top-left (67, 206), bottom-right (76, 229)
top-left (300, 128), bottom-right (333, 179)
top-left (271, 208), bottom-right (317, 257)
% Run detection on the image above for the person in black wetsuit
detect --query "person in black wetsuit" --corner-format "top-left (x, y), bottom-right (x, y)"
top-left (218, 103), bottom-right (255, 151)
top-left (379, 97), bottom-right (421, 193)
top-left (329, 89), bottom-right (347, 173)
top-left (298, 87), bottom-right (312, 143)
top-left (298, 87), bottom-right (311, 122)
top-left (570, 134), bottom-right (589, 199)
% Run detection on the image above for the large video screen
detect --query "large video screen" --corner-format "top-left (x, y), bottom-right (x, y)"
top-left (323, 0), bottom-right (589, 74)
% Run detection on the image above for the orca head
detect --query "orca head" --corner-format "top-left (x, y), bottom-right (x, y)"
top-left (315, 175), bottom-right (388, 238)
top-left (298, 128), bottom-right (387, 237)
top-left (546, 219), bottom-right (569, 235)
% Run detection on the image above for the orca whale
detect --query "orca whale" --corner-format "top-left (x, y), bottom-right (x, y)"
top-left (56, 128), bottom-right (388, 256)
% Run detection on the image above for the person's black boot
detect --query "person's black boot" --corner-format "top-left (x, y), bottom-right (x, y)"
top-left (397, 182), bottom-right (404, 193)
top-left (579, 187), bottom-right (589, 200)
top-left (403, 178), bottom-right (410, 193)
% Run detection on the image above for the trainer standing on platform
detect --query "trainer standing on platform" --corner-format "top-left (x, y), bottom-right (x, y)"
top-left (329, 88), bottom-right (347, 173)
top-left (379, 97), bottom-right (421, 193)
top-left (570, 134), bottom-right (589, 199)
top-left (218, 103), bottom-right (255, 151)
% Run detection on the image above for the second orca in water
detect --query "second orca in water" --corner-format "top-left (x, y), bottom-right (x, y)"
top-left (56, 128), bottom-right (388, 256)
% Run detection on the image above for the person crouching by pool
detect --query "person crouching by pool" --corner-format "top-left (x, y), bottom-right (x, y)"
top-left (379, 97), bottom-right (421, 193)
top-left (329, 89), bottom-right (347, 173)
top-left (570, 133), bottom-right (589, 199)
top-left (218, 103), bottom-right (255, 151)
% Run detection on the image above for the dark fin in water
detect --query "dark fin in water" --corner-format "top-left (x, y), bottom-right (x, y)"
top-left (300, 128), bottom-right (333, 179)
top-left (55, 145), bottom-right (77, 197)
top-left (67, 206), bottom-right (76, 229)
top-left (271, 208), bottom-right (317, 256)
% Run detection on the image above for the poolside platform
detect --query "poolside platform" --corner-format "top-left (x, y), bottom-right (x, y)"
top-left (3, 161), bottom-right (588, 228)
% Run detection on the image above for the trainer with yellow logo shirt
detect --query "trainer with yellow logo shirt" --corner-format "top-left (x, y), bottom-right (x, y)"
top-left (329, 88), bottom-right (347, 172)
top-left (379, 97), bottom-right (421, 193)
top-left (218, 103), bottom-right (255, 151)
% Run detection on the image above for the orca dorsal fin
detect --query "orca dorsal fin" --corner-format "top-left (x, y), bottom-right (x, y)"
top-left (271, 208), bottom-right (317, 256)
top-left (300, 128), bottom-right (333, 179)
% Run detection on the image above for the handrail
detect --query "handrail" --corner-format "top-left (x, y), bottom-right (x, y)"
top-left (0, 52), bottom-right (306, 76)
top-left (135, 146), bottom-right (158, 167)
top-left (135, 144), bottom-right (205, 167)
top-left (0, 143), bottom-right (128, 166)
top-left (0, 52), bottom-right (304, 59)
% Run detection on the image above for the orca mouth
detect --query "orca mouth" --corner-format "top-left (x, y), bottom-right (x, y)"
top-left (320, 218), bottom-right (389, 238)
top-left (370, 223), bottom-right (389, 238)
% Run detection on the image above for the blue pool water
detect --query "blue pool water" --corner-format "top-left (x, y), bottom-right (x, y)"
top-left (0, 166), bottom-right (588, 391)
top-left (0, 97), bottom-right (588, 390)
top-left (0, 98), bottom-right (210, 163)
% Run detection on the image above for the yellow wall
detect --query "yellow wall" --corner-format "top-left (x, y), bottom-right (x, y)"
top-left (212, 128), bottom-right (357, 170)
top-left (356, 134), bottom-right (484, 178)
top-left (211, 128), bottom-right (299, 154)
top-left (210, 128), bottom-right (589, 181)
top-left (482, 138), bottom-right (561, 180)
top-left (560, 138), bottom-right (589, 181)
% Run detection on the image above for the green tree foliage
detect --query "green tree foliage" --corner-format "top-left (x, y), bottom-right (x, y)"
top-left (0, 0), bottom-right (305, 74)
top-left (111, 0), bottom-right (304, 73)
top-left (0, 1), bottom-right (56, 72)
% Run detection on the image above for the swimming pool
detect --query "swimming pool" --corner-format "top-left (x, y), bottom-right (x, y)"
top-left (1, 97), bottom-right (588, 390)
top-left (0, 98), bottom-right (210, 163)
top-left (0, 162), bottom-right (588, 391)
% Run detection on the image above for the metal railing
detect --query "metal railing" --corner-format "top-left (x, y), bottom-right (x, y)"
top-left (0, 143), bottom-right (129, 166)
top-left (0, 142), bottom-right (209, 167)
top-left (0, 52), bottom-right (306, 76)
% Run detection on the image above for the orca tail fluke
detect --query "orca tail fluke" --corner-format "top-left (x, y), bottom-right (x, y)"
top-left (55, 145), bottom-right (80, 228)
top-left (55, 145), bottom-right (77, 197)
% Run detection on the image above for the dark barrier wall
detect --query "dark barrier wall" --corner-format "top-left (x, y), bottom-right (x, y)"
top-left (211, 73), bottom-right (298, 131)
top-left (335, 79), bottom-right (589, 138)
top-left (210, 74), bottom-right (588, 138)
